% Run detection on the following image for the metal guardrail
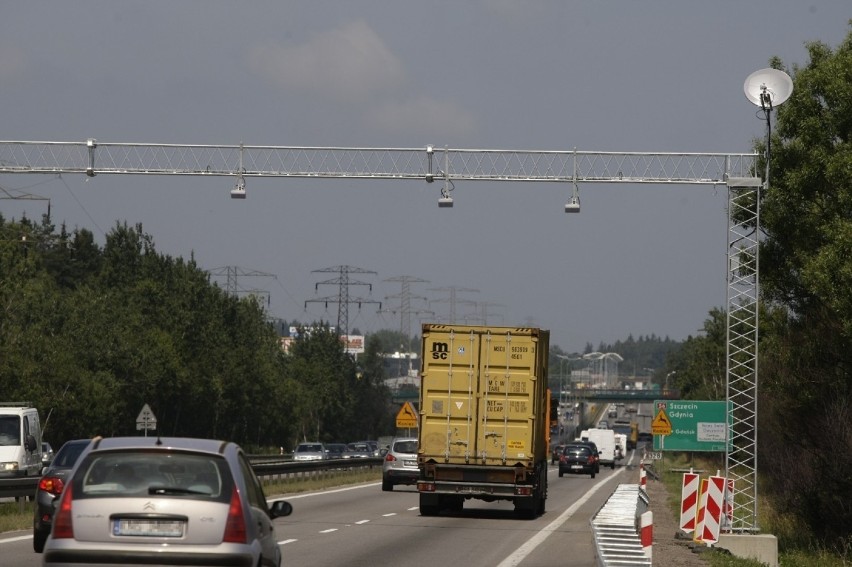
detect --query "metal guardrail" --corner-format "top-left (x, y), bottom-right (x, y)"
top-left (0, 477), bottom-right (39, 501)
top-left (0, 457), bottom-right (383, 504)
top-left (591, 484), bottom-right (651, 566)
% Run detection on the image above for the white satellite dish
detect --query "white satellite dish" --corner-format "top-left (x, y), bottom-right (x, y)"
top-left (744, 68), bottom-right (793, 108)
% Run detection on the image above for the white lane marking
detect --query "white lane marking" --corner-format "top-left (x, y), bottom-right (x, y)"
top-left (278, 538), bottom-right (298, 545)
top-left (407, 506), bottom-right (419, 511)
top-left (496, 468), bottom-right (625, 567)
top-left (355, 520), bottom-right (370, 524)
top-left (382, 513), bottom-right (397, 517)
top-left (272, 482), bottom-right (381, 500)
top-left (319, 528), bottom-right (338, 534)
top-left (0, 535), bottom-right (31, 544)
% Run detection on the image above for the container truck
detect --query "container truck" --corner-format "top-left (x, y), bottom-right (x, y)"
top-left (417, 324), bottom-right (550, 518)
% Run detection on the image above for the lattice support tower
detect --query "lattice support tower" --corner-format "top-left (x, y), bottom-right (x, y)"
top-left (306, 265), bottom-right (381, 338)
top-left (382, 275), bottom-right (432, 350)
top-left (208, 265), bottom-right (276, 306)
top-left (428, 286), bottom-right (479, 324)
top-left (725, 176), bottom-right (762, 532)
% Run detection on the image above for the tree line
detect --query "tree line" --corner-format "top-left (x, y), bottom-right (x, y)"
top-left (0, 218), bottom-right (396, 451)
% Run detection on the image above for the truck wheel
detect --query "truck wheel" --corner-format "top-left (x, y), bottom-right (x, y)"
top-left (446, 496), bottom-right (464, 512)
top-left (419, 493), bottom-right (440, 516)
top-left (514, 497), bottom-right (538, 519)
top-left (33, 530), bottom-right (48, 553)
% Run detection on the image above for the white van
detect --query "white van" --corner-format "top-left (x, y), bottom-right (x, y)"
top-left (580, 428), bottom-right (617, 470)
top-left (0, 403), bottom-right (43, 477)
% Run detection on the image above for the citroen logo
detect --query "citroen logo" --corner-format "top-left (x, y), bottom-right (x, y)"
top-left (143, 501), bottom-right (156, 511)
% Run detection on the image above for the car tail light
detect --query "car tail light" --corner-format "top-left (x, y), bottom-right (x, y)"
top-left (38, 476), bottom-right (65, 496)
top-left (385, 453), bottom-right (397, 462)
top-left (223, 486), bottom-right (247, 544)
top-left (52, 484), bottom-right (74, 539)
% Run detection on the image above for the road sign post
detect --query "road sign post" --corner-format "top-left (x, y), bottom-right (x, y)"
top-left (135, 403), bottom-right (157, 437)
top-left (652, 400), bottom-right (731, 452)
top-left (396, 401), bottom-right (418, 432)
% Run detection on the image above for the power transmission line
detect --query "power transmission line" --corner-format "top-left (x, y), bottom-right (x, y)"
top-left (305, 265), bottom-right (381, 337)
top-left (382, 275), bottom-right (433, 349)
top-left (208, 266), bottom-right (276, 306)
top-left (428, 286), bottom-right (479, 324)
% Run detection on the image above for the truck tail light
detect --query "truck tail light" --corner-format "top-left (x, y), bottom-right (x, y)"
top-left (515, 486), bottom-right (532, 496)
top-left (417, 481), bottom-right (435, 492)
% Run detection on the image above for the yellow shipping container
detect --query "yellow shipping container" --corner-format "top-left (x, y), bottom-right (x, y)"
top-left (417, 324), bottom-right (550, 517)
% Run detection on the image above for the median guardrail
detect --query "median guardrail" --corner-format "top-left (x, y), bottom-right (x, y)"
top-left (0, 456), bottom-right (384, 510)
top-left (0, 477), bottom-right (39, 502)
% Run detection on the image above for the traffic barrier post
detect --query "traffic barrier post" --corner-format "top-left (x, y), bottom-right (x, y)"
top-left (679, 470), bottom-right (700, 533)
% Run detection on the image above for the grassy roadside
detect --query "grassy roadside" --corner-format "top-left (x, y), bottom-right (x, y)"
top-left (653, 454), bottom-right (849, 567)
top-left (0, 468), bottom-right (382, 535)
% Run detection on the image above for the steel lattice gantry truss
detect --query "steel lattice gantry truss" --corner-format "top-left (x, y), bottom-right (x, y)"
top-left (0, 139), bottom-right (762, 530)
top-left (0, 140), bottom-right (756, 185)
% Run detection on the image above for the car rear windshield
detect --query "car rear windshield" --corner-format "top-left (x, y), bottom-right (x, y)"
top-left (72, 450), bottom-right (231, 502)
top-left (565, 446), bottom-right (592, 456)
top-left (296, 444), bottom-right (323, 452)
top-left (52, 441), bottom-right (89, 468)
top-left (393, 440), bottom-right (417, 453)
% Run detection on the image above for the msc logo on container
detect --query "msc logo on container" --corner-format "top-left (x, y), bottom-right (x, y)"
top-left (430, 342), bottom-right (466, 359)
top-left (430, 342), bottom-right (449, 359)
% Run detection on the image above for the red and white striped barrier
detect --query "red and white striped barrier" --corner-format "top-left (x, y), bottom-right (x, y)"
top-left (639, 461), bottom-right (646, 491)
top-left (640, 510), bottom-right (653, 561)
top-left (679, 471), bottom-right (700, 533)
top-left (722, 478), bottom-right (735, 531)
top-left (694, 475), bottom-right (725, 545)
top-left (693, 478), bottom-right (708, 543)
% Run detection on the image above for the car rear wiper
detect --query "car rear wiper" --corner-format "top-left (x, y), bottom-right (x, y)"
top-left (148, 486), bottom-right (211, 495)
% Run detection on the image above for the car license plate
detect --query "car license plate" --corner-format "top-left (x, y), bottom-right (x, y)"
top-left (404, 460), bottom-right (416, 467)
top-left (571, 465), bottom-right (583, 469)
top-left (112, 519), bottom-right (185, 537)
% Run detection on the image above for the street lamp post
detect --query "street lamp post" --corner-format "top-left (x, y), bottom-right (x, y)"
top-left (665, 370), bottom-right (677, 394)
top-left (555, 354), bottom-right (583, 403)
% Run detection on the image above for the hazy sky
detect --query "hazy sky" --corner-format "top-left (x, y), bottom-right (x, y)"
top-left (2, 2), bottom-right (849, 353)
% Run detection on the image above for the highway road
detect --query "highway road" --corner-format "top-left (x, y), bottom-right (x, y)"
top-left (0, 455), bottom-right (641, 567)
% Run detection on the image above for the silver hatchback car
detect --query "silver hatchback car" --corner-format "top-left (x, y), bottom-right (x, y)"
top-left (292, 442), bottom-right (327, 461)
top-left (41, 436), bottom-right (292, 567)
top-left (381, 437), bottom-right (419, 491)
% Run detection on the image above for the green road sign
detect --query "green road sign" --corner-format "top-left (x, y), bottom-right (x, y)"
top-left (652, 400), bottom-right (731, 452)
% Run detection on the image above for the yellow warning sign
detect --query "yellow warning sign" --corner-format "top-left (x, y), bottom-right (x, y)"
top-left (396, 401), bottom-right (418, 429)
top-left (651, 409), bottom-right (673, 436)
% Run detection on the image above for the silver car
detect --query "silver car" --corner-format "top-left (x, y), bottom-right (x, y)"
top-left (41, 436), bottom-right (292, 567)
top-left (292, 442), bottom-right (327, 461)
top-left (342, 441), bottom-right (378, 459)
top-left (381, 437), bottom-right (419, 491)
